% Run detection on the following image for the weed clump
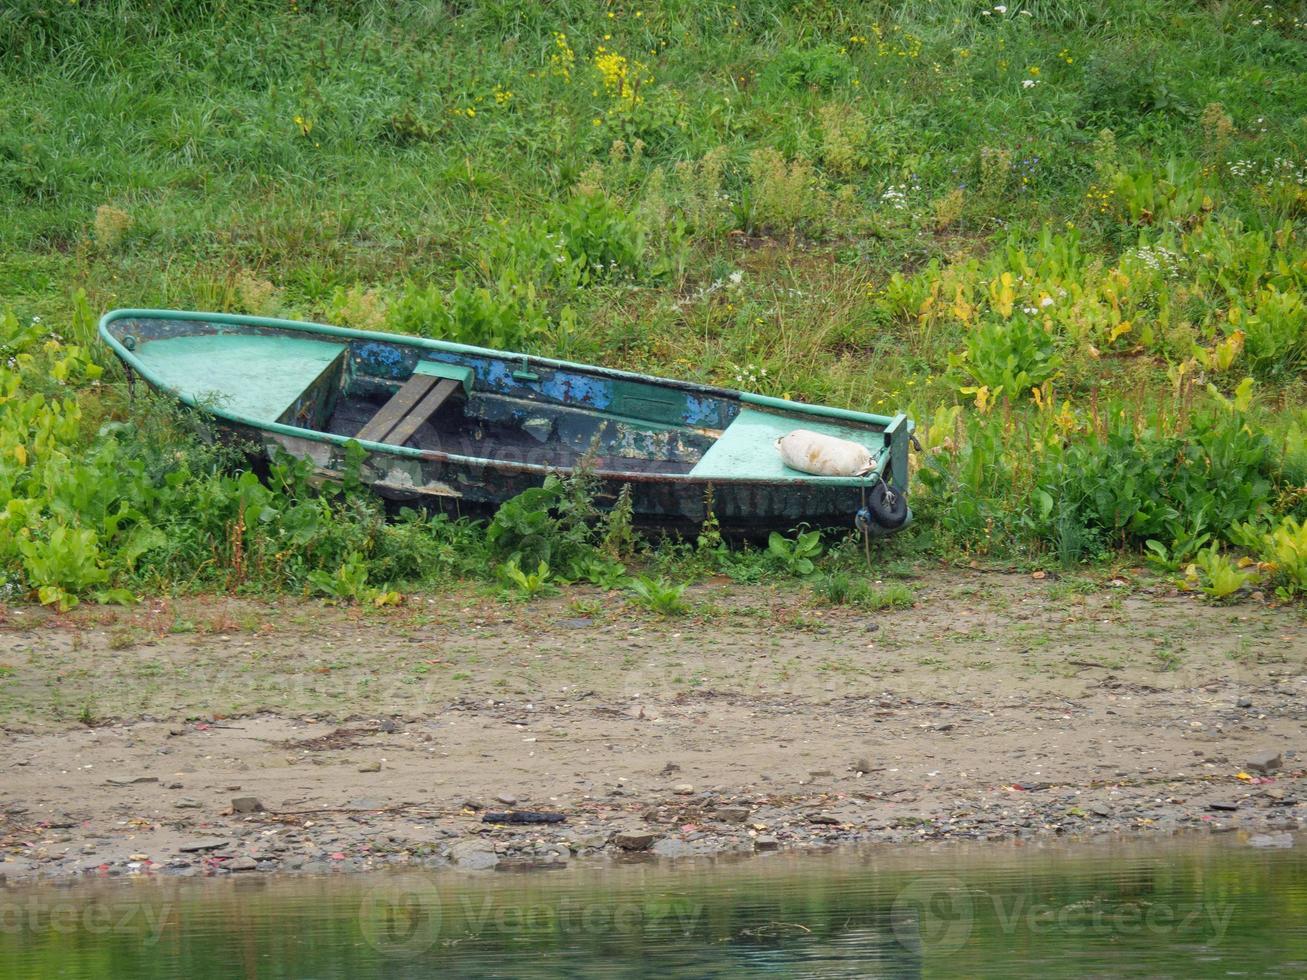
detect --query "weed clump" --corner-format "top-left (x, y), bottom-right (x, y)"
top-left (747, 149), bottom-right (823, 233)
top-left (93, 205), bottom-right (132, 251)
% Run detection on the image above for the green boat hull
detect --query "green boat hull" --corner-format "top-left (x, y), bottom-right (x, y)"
top-left (100, 309), bottom-right (914, 534)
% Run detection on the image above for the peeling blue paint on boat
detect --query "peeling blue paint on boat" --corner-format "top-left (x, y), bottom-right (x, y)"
top-left (685, 394), bottom-right (725, 427)
top-left (541, 371), bottom-right (612, 409)
top-left (355, 342), bottom-right (407, 379)
top-left (483, 359), bottom-right (515, 391)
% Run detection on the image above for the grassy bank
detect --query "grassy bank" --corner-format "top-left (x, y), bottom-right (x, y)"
top-left (1, 0), bottom-right (1305, 609)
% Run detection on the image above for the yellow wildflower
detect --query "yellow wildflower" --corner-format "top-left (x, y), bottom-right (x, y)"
top-left (550, 32), bottom-right (575, 80)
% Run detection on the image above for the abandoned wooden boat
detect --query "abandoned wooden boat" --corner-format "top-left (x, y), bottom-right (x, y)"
top-left (99, 309), bottom-right (915, 534)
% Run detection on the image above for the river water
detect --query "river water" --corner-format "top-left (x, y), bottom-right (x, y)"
top-left (2, 836), bottom-right (1303, 978)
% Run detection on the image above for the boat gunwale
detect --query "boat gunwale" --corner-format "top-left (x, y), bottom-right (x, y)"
top-left (99, 308), bottom-right (904, 487)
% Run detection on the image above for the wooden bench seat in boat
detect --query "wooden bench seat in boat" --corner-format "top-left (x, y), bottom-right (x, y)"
top-left (354, 360), bottom-right (475, 446)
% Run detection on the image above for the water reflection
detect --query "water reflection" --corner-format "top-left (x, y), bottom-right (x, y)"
top-left (2, 837), bottom-right (1303, 978)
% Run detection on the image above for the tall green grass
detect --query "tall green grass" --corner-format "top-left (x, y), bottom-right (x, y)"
top-left (1, 0), bottom-right (1305, 605)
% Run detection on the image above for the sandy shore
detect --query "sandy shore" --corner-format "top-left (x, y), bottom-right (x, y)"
top-left (1, 568), bottom-right (1302, 881)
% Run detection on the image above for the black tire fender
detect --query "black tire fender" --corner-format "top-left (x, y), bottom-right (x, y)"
top-left (867, 481), bottom-right (908, 529)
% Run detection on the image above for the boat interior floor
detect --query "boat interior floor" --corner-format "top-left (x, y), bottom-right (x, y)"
top-left (323, 397), bottom-right (697, 475)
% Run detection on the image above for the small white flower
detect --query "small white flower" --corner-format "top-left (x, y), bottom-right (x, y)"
top-left (1039, 296), bottom-right (1054, 307)
top-left (1022, 79), bottom-right (1038, 88)
top-left (993, 4), bottom-right (1007, 13)
top-left (728, 271), bottom-right (743, 285)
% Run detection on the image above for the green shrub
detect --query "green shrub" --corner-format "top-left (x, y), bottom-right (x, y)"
top-left (920, 397), bottom-right (1284, 566)
top-left (768, 528), bottom-right (824, 576)
top-left (1036, 409), bottom-right (1277, 560)
top-left (1081, 48), bottom-right (1183, 124)
top-left (762, 44), bottom-right (853, 93)
top-left (1234, 517), bottom-right (1307, 599)
top-left (389, 273), bottom-right (555, 350)
top-left (550, 193), bottom-right (646, 283)
top-left (484, 474), bottom-right (604, 579)
top-left (499, 558), bottom-right (559, 600)
top-left (953, 313), bottom-right (1062, 404)
top-left (16, 524), bottom-right (109, 611)
top-left (1234, 286), bottom-right (1306, 381)
top-left (1182, 544), bottom-right (1256, 601)
top-left (482, 220), bottom-right (588, 293)
top-left (628, 575), bottom-right (688, 615)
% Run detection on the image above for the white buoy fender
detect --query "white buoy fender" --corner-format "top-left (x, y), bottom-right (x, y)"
top-left (775, 429), bottom-right (877, 477)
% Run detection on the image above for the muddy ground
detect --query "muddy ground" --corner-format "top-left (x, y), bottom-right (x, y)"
top-left (1, 567), bottom-right (1303, 881)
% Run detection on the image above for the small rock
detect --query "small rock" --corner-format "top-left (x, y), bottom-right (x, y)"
top-left (494, 792), bottom-right (518, 805)
top-left (808, 813), bottom-right (841, 825)
top-left (448, 840), bottom-right (499, 870)
top-left (482, 810), bottom-right (565, 824)
top-left (227, 856), bottom-right (258, 872)
top-left (1235, 697), bottom-right (1253, 709)
top-left (753, 835), bottom-right (780, 851)
top-left (174, 798), bottom-right (202, 809)
top-left (557, 618), bottom-right (593, 629)
top-left (1245, 749), bottom-right (1282, 774)
top-left (357, 762), bottom-right (382, 773)
top-left (565, 830), bottom-right (612, 850)
top-left (1089, 804), bottom-right (1111, 818)
top-left (673, 784), bottom-right (695, 795)
top-left (613, 829), bottom-right (657, 851)
top-left (851, 757), bottom-right (874, 774)
top-left (179, 839), bottom-right (228, 853)
top-left (231, 796), bottom-right (265, 813)
top-left (1207, 801), bottom-right (1241, 812)
top-left (715, 806), bottom-right (751, 824)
